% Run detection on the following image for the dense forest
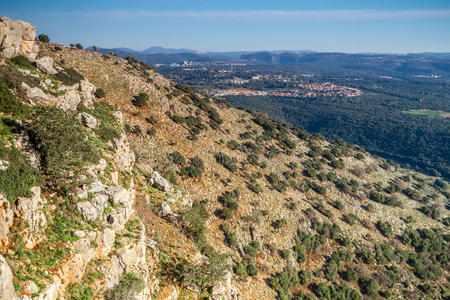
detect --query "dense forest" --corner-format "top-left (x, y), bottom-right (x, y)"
top-left (226, 79), bottom-right (450, 180)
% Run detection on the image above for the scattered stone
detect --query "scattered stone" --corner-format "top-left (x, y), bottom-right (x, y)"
top-left (23, 280), bottom-right (39, 295)
top-left (0, 255), bottom-right (19, 300)
top-left (149, 171), bottom-right (171, 192)
top-left (158, 202), bottom-right (173, 218)
top-left (57, 89), bottom-right (81, 111)
top-left (44, 78), bottom-right (52, 86)
top-left (0, 160), bottom-right (9, 171)
top-left (79, 112), bottom-right (97, 128)
top-left (104, 186), bottom-right (130, 206)
top-left (73, 230), bottom-right (86, 238)
top-left (35, 56), bottom-right (57, 75)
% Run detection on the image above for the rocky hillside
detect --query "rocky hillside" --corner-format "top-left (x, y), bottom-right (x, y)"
top-left (0, 17), bottom-right (448, 300)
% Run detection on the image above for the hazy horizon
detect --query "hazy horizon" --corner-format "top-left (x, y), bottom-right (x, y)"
top-left (1, 0), bottom-right (450, 53)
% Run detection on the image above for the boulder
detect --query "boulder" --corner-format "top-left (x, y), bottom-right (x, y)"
top-left (0, 160), bottom-right (9, 171)
top-left (79, 80), bottom-right (96, 107)
top-left (112, 134), bottom-right (135, 171)
top-left (57, 89), bottom-right (81, 111)
top-left (0, 196), bottom-right (13, 247)
top-left (23, 280), bottom-right (39, 296)
top-left (104, 186), bottom-right (130, 206)
top-left (0, 17), bottom-right (38, 60)
top-left (211, 271), bottom-right (240, 300)
top-left (158, 202), bottom-right (173, 218)
top-left (79, 112), bottom-right (97, 128)
top-left (21, 82), bottom-right (50, 104)
top-left (16, 186), bottom-right (47, 248)
top-left (75, 201), bottom-right (98, 222)
top-left (35, 56), bottom-right (57, 75)
top-left (77, 180), bottom-right (106, 199)
top-left (149, 171), bottom-right (171, 192)
top-left (0, 255), bottom-right (19, 300)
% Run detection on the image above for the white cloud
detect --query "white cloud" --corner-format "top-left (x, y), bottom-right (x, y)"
top-left (51, 9), bottom-right (450, 21)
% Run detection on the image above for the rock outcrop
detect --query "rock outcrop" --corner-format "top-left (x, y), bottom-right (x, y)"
top-left (35, 56), bottom-right (57, 75)
top-left (0, 255), bottom-right (19, 300)
top-left (0, 16), bottom-right (38, 60)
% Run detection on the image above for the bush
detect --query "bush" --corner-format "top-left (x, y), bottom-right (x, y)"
top-left (106, 272), bottom-right (145, 300)
top-left (344, 267), bottom-right (359, 282)
top-left (94, 88), bottom-right (105, 98)
top-left (190, 156), bottom-right (204, 169)
top-left (298, 270), bottom-right (312, 285)
top-left (220, 224), bottom-right (238, 248)
top-left (376, 220), bottom-right (393, 237)
top-left (343, 213), bottom-right (358, 225)
top-left (0, 141), bottom-right (43, 203)
top-left (29, 106), bottom-right (100, 184)
top-left (75, 43), bottom-right (83, 49)
top-left (215, 152), bottom-right (238, 172)
top-left (53, 68), bottom-right (84, 86)
top-left (133, 93), bottom-right (149, 107)
top-left (181, 165), bottom-right (202, 178)
top-left (9, 55), bottom-right (34, 69)
top-left (359, 277), bottom-right (379, 298)
top-left (0, 81), bottom-right (29, 116)
top-left (79, 101), bottom-right (122, 143)
top-left (37, 34), bottom-right (50, 43)
top-left (168, 151), bottom-right (186, 165)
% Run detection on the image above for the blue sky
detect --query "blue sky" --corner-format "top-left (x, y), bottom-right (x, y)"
top-left (1, 0), bottom-right (450, 53)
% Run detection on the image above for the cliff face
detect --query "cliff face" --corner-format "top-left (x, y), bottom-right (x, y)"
top-left (0, 17), bottom-right (448, 300)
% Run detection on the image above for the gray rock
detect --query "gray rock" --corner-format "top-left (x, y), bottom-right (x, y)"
top-left (112, 134), bottom-right (135, 171)
top-left (57, 89), bottom-right (81, 111)
top-left (35, 56), bottom-right (57, 75)
top-left (150, 171), bottom-right (171, 192)
top-left (77, 181), bottom-right (106, 199)
top-left (0, 255), bottom-right (19, 300)
top-left (0, 160), bottom-right (9, 171)
top-left (16, 187), bottom-right (47, 248)
top-left (76, 201), bottom-right (98, 222)
top-left (23, 280), bottom-right (39, 295)
top-left (158, 202), bottom-right (173, 218)
top-left (0, 17), bottom-right (38, 60)
top-left (79, 112), bottom-right (97, 128)
top-left (104, 186), bottom-right (130, 206)
top-left (20, 82), bottom-right (50, 104)
top-left (0, 195), bottom-right (13, 246)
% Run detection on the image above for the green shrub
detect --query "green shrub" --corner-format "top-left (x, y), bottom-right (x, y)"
top-left (376, 220), bottom-right (393, 237)
top-left (359, 277), bottom-right (379, 298)
top-left (106, 272), bottom-right (145, 300)
top-left (75, 43), bottom-right (83, 49)
top-left (344, 267), bottom-right (359, 282)
top-left (53, 68), bottom-right (84, 86)
top-left (220, 224), bottom-right (238, 248)
top-left (215, 152), bottom-right (238, 172)
top-left (94, 88), bottom-right (105, 98)
top-left (38, 34), bottom-right (50, 43)
top-left (168, 151), bottom-right (186, 165)
top-left (9, 55), bottom-right (34, 69)
top-left (181, 165), bottom-right (202, 178)
top-left (0, 141), bottom-right (43, 202)
top-left (133, 93), bottom-right (149, 107)
top-left (0, 80), bottom-right (29, 116)
top-left (298, 270), bottom-right (312, 285)
top-left (79, 101), bottom-right (122, 143)
top-left (29, 106), bottom-right (100, 184)
top-left (268, 268), bottom-right (300, 299)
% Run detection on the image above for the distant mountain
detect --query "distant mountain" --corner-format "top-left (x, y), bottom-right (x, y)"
top-left (141, 46), bottom-right (200, 55)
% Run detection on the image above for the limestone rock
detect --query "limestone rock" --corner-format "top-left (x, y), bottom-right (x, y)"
top-left (79, 79), bottom-right (96, 107)
top-left (0, 17), bottom-right (38, 60)
top-left (149, 171), bottom-right (171, 192)
top-left (158, 202), bottom-right (173, 218)
top-left (0, 195), bottom-right (13, 247)
top-left (104, 186), bottom-right (130, 206)
top-left (211, 271), bottom-right (240, 300)
top-left (35, 56), bottom-right (57, 75)
top-left (112, 134), bottom-right (135, 171)
top-left (21, 82), bottom-right (50, 104)
top-left (16, 186), bottom-right (47, 248)
top-left (23, 280), bottom-right (39, 295)
top-left (79, 112), bottom-right (97, 128)
top-left (77, 180), bottom-right (106, 199)
top-left (0, 255), bottom-right (19, 300)
top-left (0, 160), bottom-right (9, 171)
top-left (75, 201), bottom-right (98, 222)
top-left (57, 89), bottom-right (81, 111)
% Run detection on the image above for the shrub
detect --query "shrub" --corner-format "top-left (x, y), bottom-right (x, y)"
top-left (9, 55), bottom-right (34, 69)
top-left (181, 165), bottom-right (202, 178)
top-left (106, 272), bottom-right (145, 300)
top-left (298, 270), bottom-right (312, 285)
top-left (220, 224), bottom-right (238, 248)
top-left (0, 141), bottom-right (43, 202)
top-left (215, 152), bottom-right (238, 172)
top-left (359, 277), bottom-right (379, 298)
top-left (0, 81), bottom-right (29, 116)
top-left (29, 106), bottom-right (100, 184)
top-left (190, 156), bottom-right (204, 169)
top-left (343, 213), bottom-right (358, 225)
top-left (344, 267), bottom-right (359, 282)
top-left (269, 268), bottom-right (300, 299)
top-left (75, 43), bottom-right (83, 49)
top-left (37, 34), bottom-right (50, 43)
top-left (94, 88), bottom-right (105, 98)
top-left (168, 151), bottom-right (186, 165)
top-left (53, 68), bottom-right (84, 86)
top-left (79, 101), bottom-right (122, 143)
top-left (133, 93), bottom-right (149, 107)
top-left (376, 220), bottom-right (393, 237)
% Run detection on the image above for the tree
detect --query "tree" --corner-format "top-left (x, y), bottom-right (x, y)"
top-left (75, 43), bottom-right (83, 49)
top-left (37, 34), bottom-right (50, 43)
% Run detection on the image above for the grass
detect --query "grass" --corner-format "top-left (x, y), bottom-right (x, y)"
top-left (404, 109), bottom-right (450, 118)
top-left (0, 80), bottom-right (30, 117)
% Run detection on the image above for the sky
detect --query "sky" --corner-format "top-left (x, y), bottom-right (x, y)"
top-left (1, 0), bottom-right (450, 53)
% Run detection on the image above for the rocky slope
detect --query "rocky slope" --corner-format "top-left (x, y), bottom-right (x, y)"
top-left (0, 17), bottom-right (448, 300)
